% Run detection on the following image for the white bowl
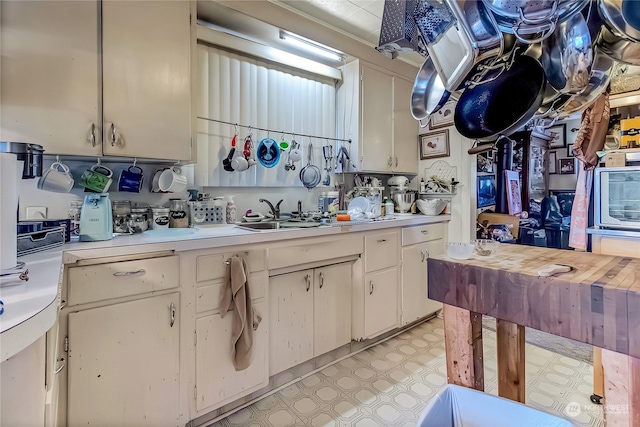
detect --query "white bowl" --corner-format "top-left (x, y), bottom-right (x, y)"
top-left (242, 213), bottom-right (265, 222)
top-left (446, 242), bottom-right (475, 260)
top-left (416, 199), bottom-right (447, 216)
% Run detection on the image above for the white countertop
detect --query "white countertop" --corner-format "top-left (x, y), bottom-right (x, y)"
top-left (0, 214), bottom-right (450, 361)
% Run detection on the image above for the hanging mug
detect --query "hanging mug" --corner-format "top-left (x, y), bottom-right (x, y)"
top-left (118, 165), bottom-right (144, 192)
top-left (38, 161), bottom-right (74, 193)
top-left (79, 164), bottom-right (113, 193)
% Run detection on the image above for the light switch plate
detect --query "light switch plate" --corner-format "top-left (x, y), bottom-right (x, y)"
top-left (26, 206), bottom-right (48, 219)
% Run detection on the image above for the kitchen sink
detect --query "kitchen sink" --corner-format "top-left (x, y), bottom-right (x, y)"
top-left (236, 221), bottom-right (281, 231)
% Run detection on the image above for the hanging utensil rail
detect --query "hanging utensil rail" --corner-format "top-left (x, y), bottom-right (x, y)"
top-left (198, 116), bottom-right (352, 144)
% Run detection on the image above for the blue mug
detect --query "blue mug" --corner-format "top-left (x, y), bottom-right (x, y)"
top-left (118, 166), bottom-right (144, 192)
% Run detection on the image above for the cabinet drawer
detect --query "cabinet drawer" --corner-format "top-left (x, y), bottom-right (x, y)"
top-left (67, 256), bottom-right (179, 305)
top-left (402, 223), bottom-right (445, 246)
top-left (269, 237), bottom-right (363, 270)
top-left (196, 272), bottom-right (267, 314)
top-left (364, 231), bottom-right (398, 273)
top-left (196, 250), bottom-right (265, 283)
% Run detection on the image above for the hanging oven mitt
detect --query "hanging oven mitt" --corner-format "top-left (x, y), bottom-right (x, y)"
top-left (573, 91), bottom-right (610, 170)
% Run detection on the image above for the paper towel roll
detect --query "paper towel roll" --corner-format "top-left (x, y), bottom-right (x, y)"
top-left (0, 153), bottom-right (19, 271)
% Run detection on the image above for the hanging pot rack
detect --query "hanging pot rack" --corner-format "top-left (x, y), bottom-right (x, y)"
top-left (198, 116), bottom-right (352, 144)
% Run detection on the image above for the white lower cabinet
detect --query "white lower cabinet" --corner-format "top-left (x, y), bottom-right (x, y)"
top-left (195, 300), bottom-right (269, 412)
top-left (401, 240), bottom-right (444, 325)
top-left (270, 262), bottom-right (352, 376)
top-left (364, 268), bottom-right (399, 339)
top-left (67, 292), bottom-right (180, 426)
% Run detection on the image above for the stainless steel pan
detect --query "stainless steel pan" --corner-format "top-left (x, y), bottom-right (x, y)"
top-left (299, 143), bottom-right (321, 189)
top-left (411, 56), bottom-right (450, 127)
top-left (598, 0), bottom-right (640, 42)
top-left (541, 10), bottom-right (593, 94)
top-left (596, 24), bottom-right (640, 65)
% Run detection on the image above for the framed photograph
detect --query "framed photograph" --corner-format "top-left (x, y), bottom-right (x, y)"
top-left (549, 151), bottom-right (557, 174)
top-left (548, 123), bottom-right (567, 148)
top-left (419, 129), bottom-right (450, 160)
top-left (567, 144), bottom-right (575, 157)
top-left (505, 170), bottom-right (522, 216)
top-left (477, 151), bottom-right (494, 173)
top-left (429, 100), bottom-right (456, 129)
top-left (477, 175), bottom-right (496, 208)
top-left (559, 158), bottom-right (576, 174)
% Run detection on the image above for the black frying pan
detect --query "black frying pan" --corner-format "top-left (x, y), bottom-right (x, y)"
top-left (454, 54), bottom-right (546, 142)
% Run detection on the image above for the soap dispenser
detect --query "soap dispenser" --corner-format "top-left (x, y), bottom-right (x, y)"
top-left (226, 195), bottom-right (237, 224)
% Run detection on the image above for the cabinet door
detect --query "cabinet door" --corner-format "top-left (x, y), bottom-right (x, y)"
top-left (314, 263), bottom-right (352, 357)
top-left (0, 1), bottom-right (101, 156)
top-left (269, 270), bottom-right (314, 375)
top-left (67, 293), bottom-right (180, 425)
top-left (393, 77), bottom-right (419, 174)
top-left (361, 65), bottom-right (393, 172)
top-left (195, 300), bottom-right (268, 412)
top-left (102, 1), bottom-right (192, 160)
top-left (401, 241), bottom-right (443, 325)
top-left (364, 268), bottom-right (398, 339)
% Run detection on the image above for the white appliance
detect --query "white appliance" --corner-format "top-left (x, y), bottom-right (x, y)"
top-left (0, 142), bottom-right (44, 274)
top-left (595, 165), bottom-right (640, 230)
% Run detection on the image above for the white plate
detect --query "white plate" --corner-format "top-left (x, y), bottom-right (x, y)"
top-left (243, 213), bottom-right (265, 222)
top-left (143, 228), bottom-right (196, 237)
top-left (348, 196), bottom-right (371, 213)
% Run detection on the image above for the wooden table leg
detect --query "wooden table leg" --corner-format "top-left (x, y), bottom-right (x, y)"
top-left (496, 319), bottom-right (525, 403)
top-left (602, 349), bottom-right (640, 426)
top-left (442, 304), bottom-right (484, 391)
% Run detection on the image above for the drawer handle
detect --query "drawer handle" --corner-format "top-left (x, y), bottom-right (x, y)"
top-left (421, 230), bottom-right (429, 234)
top-left (109, 123), bottom-right (117, 146)
top-left (377, 239), bottom-right (387, 243)
top-left (89, 123), bottom-right (96, 147)
top-left (319, 272), bottom-right (324, 289)
top-left (113, 269), bottom-right (146, 277)
top-left (369, 280), bottom-right (375, 295)
top-left (169, 302), bottom-right (176, 328)
top-left (421, 249), bottom-right (430, 262)
top-left (421, 250), bottom-right (426, 263)
top-left (55, 357), bottom-right (65, 374)
top-left (305, 274), bottom-right (311, 292)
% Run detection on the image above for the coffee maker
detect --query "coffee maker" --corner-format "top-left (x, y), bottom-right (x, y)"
top-left (0, 142), bottom-right (44, 274)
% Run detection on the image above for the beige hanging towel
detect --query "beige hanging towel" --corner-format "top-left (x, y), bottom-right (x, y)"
top-left (220, 255), bottom-right (262, 371)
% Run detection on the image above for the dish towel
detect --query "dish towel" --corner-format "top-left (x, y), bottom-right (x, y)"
top-left (220, 255), bottom-right (262, 371)
top-left (569, 167), bottom-right (593, 251)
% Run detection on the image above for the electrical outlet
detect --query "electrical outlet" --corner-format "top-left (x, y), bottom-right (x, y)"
top-left (26, 206), bottom-right (48, 220)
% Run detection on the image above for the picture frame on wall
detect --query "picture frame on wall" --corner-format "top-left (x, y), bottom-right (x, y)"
top-left (548, 124), bottom-right (567, 148)
top-left (477, 175), bottom-right (496, 208)
top-left (429, 100), bottom-right (456, 129)
top-left (419, 129), bottom-right (450, 160)
top-left (549, 151), bottom-right (557, 174)
top-left (505, 170), bottom-right (523, 216)
top-left (559, 158), bottom-right (576, 174)
top-left (567, 144), bottom-right (575, 157)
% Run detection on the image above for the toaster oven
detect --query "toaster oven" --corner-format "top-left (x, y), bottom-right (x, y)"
top-left (595, 166), bottom-right (640, 230)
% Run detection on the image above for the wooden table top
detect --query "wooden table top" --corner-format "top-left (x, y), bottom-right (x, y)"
top-left (427, 245), bottom-right (640, 358)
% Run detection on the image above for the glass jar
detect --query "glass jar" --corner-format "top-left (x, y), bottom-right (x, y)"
top-left (68, 200), bottom-right (82, 235)
top-left (112, 200), bottom-right (131, 216)
top-left (169, 199), bottom-right (189, 228)
top-left (151, 207), bottom-right (170, 229)
top-left (113, 214), bottom-right (131, 234)
top-left (128, 207), bottom-right (149, 233)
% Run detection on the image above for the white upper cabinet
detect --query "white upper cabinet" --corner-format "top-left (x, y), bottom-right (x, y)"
top-left (0, 1), bottom-right (101, 156)
top-left (1, 1), bottom-right (194, 161)
top-left (337, 60), bottom-right (419, 174)
top-left (102, 1), bottom-right (193, 160)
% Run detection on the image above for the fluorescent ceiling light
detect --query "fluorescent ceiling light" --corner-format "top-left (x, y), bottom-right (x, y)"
top-left (279, 30), bottom-right (344, 62)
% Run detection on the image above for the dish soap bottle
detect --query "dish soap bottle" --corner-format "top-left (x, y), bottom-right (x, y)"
top-left (385, 198), bottom-right (394, 218)
top-left (226, 196), bottom-right (237, 224)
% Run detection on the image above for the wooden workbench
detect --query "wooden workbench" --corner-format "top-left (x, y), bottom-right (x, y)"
top-left (428, 245), bottom-right (640, 425)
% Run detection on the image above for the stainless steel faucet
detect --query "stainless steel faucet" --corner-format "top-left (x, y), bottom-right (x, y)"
top-left (259, 198), bottom-right (283, 219)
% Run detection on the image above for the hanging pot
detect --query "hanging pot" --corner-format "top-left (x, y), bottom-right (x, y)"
top-left (454, 54), bottom-right (546, 142)
top-left (596, 24), bottom-right (640, 65)
top-left (299, 143), bottom-right (321, 189)
top-left (598, 0), bottom-right (640, 42)
top-left (411, 56), bottom-right (450, 127)
top-left (541, 11), bottom-right (593, 94)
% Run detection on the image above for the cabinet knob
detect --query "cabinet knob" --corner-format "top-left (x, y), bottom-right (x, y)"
top-left (169, 302), bottom-right (176, 328)
top-left (421, 230), bottom-right (429, 234)
top-left (369, 280), bottom-right (375, 295)
top-left (395, 157), bottom-right (398, 167)
top-left (305, 274), bottom-right (311, 292)
top-left (319, 272), bottom-right (324, 289)
top-left (377, 239), bottom-right (387, 243)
